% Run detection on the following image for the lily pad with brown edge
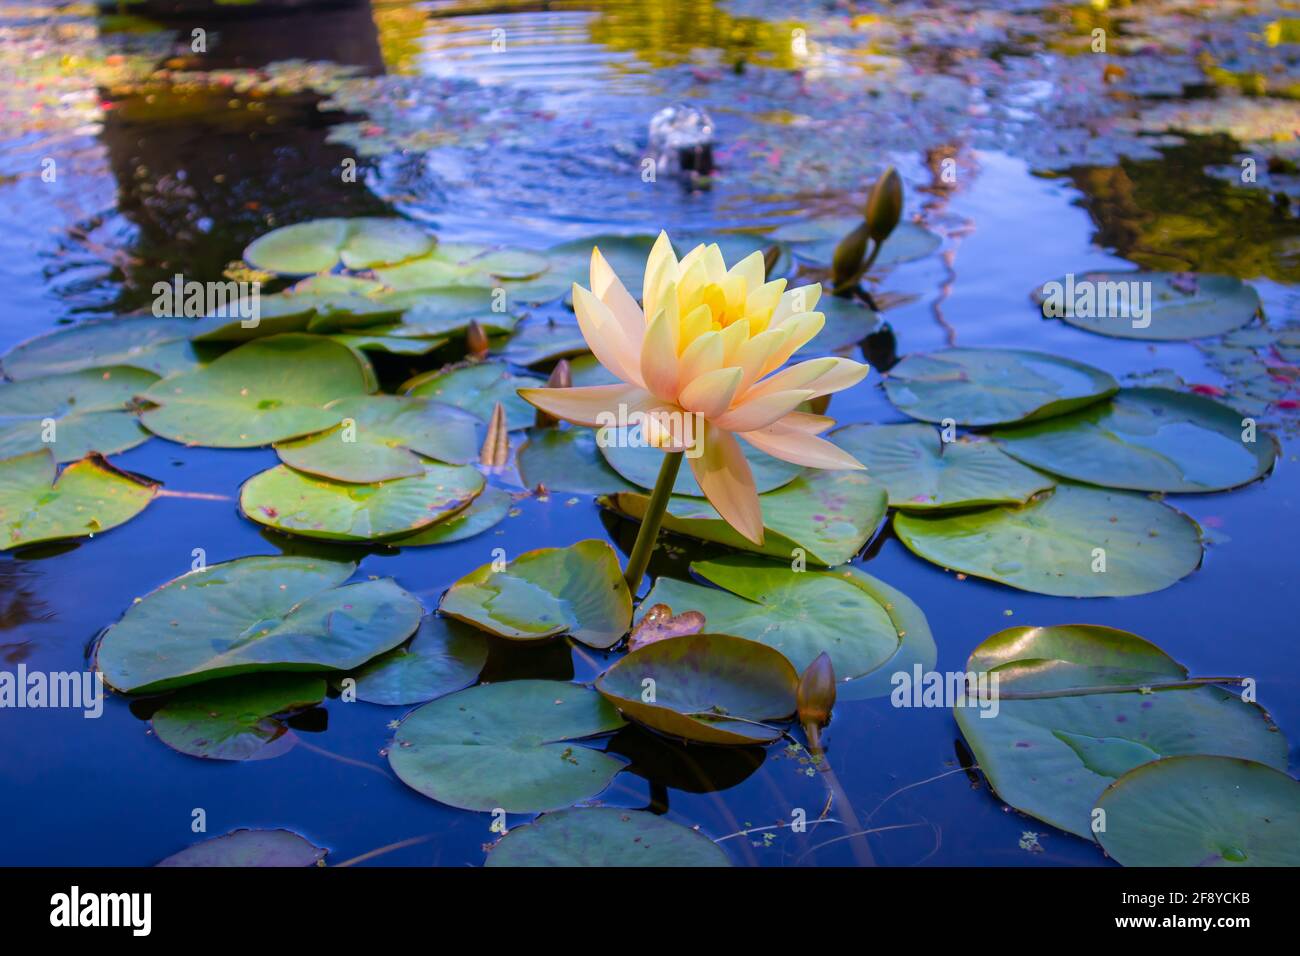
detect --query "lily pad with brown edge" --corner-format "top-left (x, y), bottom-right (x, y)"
top-left (1, 316), bottom-right (200, 380)
top-left (388, 679), bottom-right (626, 813)
top-left (1093, 757), bottom-right (1300, 867)
top-left (342, 615), bottom-right (487, 706)
top-left (883, 348), bottom-right (1119, 427)
top-left (486, 807), bottom-right (731, 867)
top-left (95, 555), bottom-right (422, 693)
top-left (955, 625), bottom-right (1289, 839)
top-left (239, 462), bottom-right (485, 543)
top-left (832, 422), bottom-right (1055, 510)
top-left (274, 395), bottom-right (479, 483)
top-left (601, 468), bottom-right (887, 567)
top-left (517, 426), bottom-right (641, 495)
top-left (638, 557), bottom-right (936, 701)
top-left (991, 388), bottom-right (1276, 493)
top-left (0, 452), bottom-right (158, 550)
top-left (151, 674), bottom-right (326, 761)
top-left (893, 483), bottom-right (1203, 597)
top-left (599, 428), bottom-right (803, 497)
top-left (387, 485), bottom-right (513, 546)
top-left (402, 361), bottom-right (544, 430)
top-left (0, 367), bottom-right (159, 463)
top-left (596, 633), bottom-right (798, 745)
top-left (157, 829), bottom-right (327, 867)
top-left (243, 217), bottom-right (434, 275)
top-left (139, 334), bottom-right (376, 448)
top-left (439, 539), bottom-right (631, 649)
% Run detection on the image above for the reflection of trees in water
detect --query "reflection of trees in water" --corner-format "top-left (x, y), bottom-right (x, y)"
top-left (0, 564), bottom-right (52, 662)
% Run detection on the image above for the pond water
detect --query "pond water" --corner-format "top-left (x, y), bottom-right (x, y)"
top-left (1, 0), bottom-right (1298, 866)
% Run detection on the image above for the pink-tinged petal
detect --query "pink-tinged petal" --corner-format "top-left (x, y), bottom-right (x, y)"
top-left (678, 329), bottom-right (724, 382)
top-left (726, 250), bottom-right (767, 290)
top-left (518, 384), bottom-right (650, 427)
top-left (744, 356), bottom-right (837, 402)
top-left (758, 312), bottom-right (825, 378)
top-left (771, 283), bottom-right (823, 324)
top-left (689, 424), bottom-right (764, 545)
top-left (718, 318), bottom-right (750, 365)
top-left (679, 366), bottom-right (742, 419)
top-left (642, 231), bottom-right (678, 319)
top-left (739, 423), bottom-right (866, 470)
top-left (713, 388), bottom-right (815, 432)
top-left (639, 403), bottom-right (695, 451)
top-left (641, 307), bottom-right (680, 401)
top-left (779, 411), bottom-right (836, 435)
top-left (572, 284), bottom-right (644, 386)
top-left (590, 246), bottom-right (644, 340)
top-left (806, 357), bottom-right (871, 397)
top-left (732, 327), bottom-right (788, 394)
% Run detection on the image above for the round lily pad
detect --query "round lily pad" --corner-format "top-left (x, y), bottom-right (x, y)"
top-left (893, 483), bottom-right (1202, 597)
top-left (599, 430), bottom-right (803, 497)
top-left (992, 388), bottom-right (1276, 493)
top-left (244, 217), bottom-right (434, 275)
top-left (1035, 271), bottom-right (1261, 340)
top-left (240, 462), bottom-right (485, 542)
top-left (0, 452), bottom-right (158, 550)
top-left (275, 395), bottom-right (479, 483)
top-left (1094, 757), bottom-right (1300, 866)
top-left (499, 320), bottom-right (591, 366)
top-left (402, 361), bottom-right (544, 430)
top-left (802, 295), bottom-right (882, 354)
top-left (388, 679), bottom-right (626, 813)
top-left (95, 555), bottom-right (422, 693)
top-left (832, 422), bottom-right (1055, 510)
top-left (440, 539), bottom-right (631, 649)
top-left (1, 317), bottom-right (199, 380)
top-left (0, 367), bottom-right (158, 463)
top-left (956, 625), bottom-right (1288, 838)
top-left (544, 234), bottom-right (656, 301)
top-left (345, 615), bottom-right (487, 706)
top-left (158, 829), bottom-right (327, 867)
top-left (139, 334), bottom-right (375, 448)
top-left (568, 354), bottom-right (620, 387)
top-left (329, 331), bottom-right (446, 356)
top-left (398, 290), bottom-right (519, 337)
top-left (151, 674), bottom-right (326, 761)
top-left (883, 348), bottom-right (1119, 427)
top-left (389, 485), bottom-right (513, 546)
top-left (486, 807), bottom-right (730, 867)
top-left (518, 427), bottom-right (640, 495)
top-left (596, 633), bottom-right (798, 745)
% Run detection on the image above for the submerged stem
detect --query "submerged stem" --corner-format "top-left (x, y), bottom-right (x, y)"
top-left (621, 450), bottom-right (684, 593)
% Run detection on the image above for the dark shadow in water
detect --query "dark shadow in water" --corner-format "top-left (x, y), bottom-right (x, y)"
top-left (607, 724), bottom-right (766, 795)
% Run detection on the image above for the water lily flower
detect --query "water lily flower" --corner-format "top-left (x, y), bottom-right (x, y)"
top-left (519, 232), bottom-right (869, 576)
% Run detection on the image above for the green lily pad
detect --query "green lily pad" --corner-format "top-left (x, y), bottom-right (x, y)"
top-left (601, 468), bottom-right (887, 567)
top-left (240, 462), bottom-right (485, 542)
top-left (151, 674), bottom-right (326, 761)
top-left (1, 317), bottom-right (200, 380)
top-left (1094, 757), bottom-right (1300, 866)
top-left (517, 427), bottom-right (643, 495)
top-left (599, 431), bottom-right (803, 497)
top-left (95, 555), bottom-right (422, 693)
top-left (1035, 272), bottom-right (1261, 341)
top-left (893, 483), bottom-right (1203, 597)
top-left (486, 806), bottom-right (731, 867)
top-left (544, 234), bottom-right (657, 301)
top-left (832, 422), bottom-right (1055, 510)
top-left (0, 367), bottom-right (158, 463)
top-left (0, 452), bottom-right (158, 550)
top-left (801, 295), bottom-right (882, 354)
top-left (883, 349), bottom-right (1119, 427)
top-left (440, 539), bottom-right (631, 649)
top-left (770, 217), bottom-right (941, 269)
top-left (992, 388), bottom-right (1276, 493)
top-left (329, 331), bottom-right (446, 356)
top-left (596, 633), bottom-right (797, 745)
top-left (388, 485), bottom-right (513, 546)
top-left (139, 334), bottom-right (375, 448)
top-left (955, 625), bottom-right (1288, 838)
top-left (189, 293), bottom-right (317, 342)
top-left (402, 361), bottom-right (544, 430)
top-left (639, 557), bottom-right (936, 701)
top-left (397, 291), bottom-right (518, 337)
top-left (158, 829), bottom-right (327, 867)
top-left (275, 395), bottom-right (479, 483)
top-left (388, 679), bottom-right (626, 813)
top-left (244, 217), bottom-right (434, 275)
top-left (498, 320), bottom-right (591, 366)
top-left (568, 353), bottom-right (619, 387)
top-left (345, 615), bottom-right (487, 705)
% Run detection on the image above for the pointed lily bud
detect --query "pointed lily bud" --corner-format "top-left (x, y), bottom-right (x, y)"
top-left (831, 221), bottom-right (871, 291)
top-left (480, 401), bottom-right (509, 468)
top-left (466, 319), bottom-right (490, 360)
top-left (798, 652), bottom-right (836, 753)
top-left (534, 359), bottom-right (571, 429)
top-left (864, 166), bottom-right (902, 244)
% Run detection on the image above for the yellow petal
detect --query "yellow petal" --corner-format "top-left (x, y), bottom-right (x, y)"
top-left (744, 357), bottom-right (839, 402)
top-left (679, 366), bottom-right (742, 419)
top-left (718, 318), bottom-right (751, 365)
top-left (590, 246), bottom-right (644, 341)
top-left (777, 410), bottom-right (836, 434)
top-left (642, 231), bottom-right (678, 320)
top-left (572, 284), bottom-right (644, 386)
top-left (713, 388), bottom-right (815, 432)
top-left (726, 250), bottom-right (767, 292)
top-left (700, 244), bottom-right (727, 283)
top-left (689, 424), bottom-right (764, 545)
top-left (806, 357), bottom-right (871, 398)
top-left (739, 422), bottom-right (866, 470)
top-left (733, 328), bottom-right (791, 395)
top-left (743, 279), bottom-right (787, 333)
top-left (678, 303), bottom-right (713, 352)
top-left (678, 329), bottom-right (724, 382)
top-left (517, 384), bottom-right (650, 427)
top-left (640, 306), bottom-right (680, 401)
top-left (771, 283), bottom-right (823, 324)
top-left (757, 312), bottom-right (825, 378)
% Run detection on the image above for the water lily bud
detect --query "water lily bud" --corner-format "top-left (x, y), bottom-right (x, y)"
top-left (864, 166), bottom-right (902, 244)
top-left (534, 359), bottom-right (571, 428)
top-left (797, 651), bottom-right (837, 730)
top-left (831, 221), bottom-right (871, 290)
top-left (466, 319), bottom-right (490, 360)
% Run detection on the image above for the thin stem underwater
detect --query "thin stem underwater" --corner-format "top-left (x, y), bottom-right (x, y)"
top-left (621, 449), bottom-right (684, 593)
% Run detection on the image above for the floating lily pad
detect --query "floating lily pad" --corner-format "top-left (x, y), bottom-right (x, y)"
top-left (1034, 272), bottom-right (1261, 341)
top-left (240, 462), bottom-right (484, 542)
top-left (1, 317), bottom-right (200, 380)
top-left (345, 615), bottom-right (487, 706)
top-left (568, 353), bottom-right (620, 387)
top-left (1094, 757), bottom-right (1300, 866)
top-left (189, 293), bottom-right (317, 342)
top-left (955, 625), bottom-right (1288, 838)
top-left (151, 674), bottom-right (326, 761)
top-left (498, 320), bottom-right (591, 366)
top-left (0, 452), bottom-right (157, 550)
top-left (596, 633), bottom-right (797, 745)
top-left (388, 485), bottom-right (513, 546)
top-left (486, 806), bottom-right (730, 867)
top-left (600, 430), bottom-right (803, 496)
top-left (329, 331), bottom-right (446, 356)
top-left (95, 556), bottom-right (422, 693)
top-left (833, 423), bottom-right (1055, 510)
top-left (801, 296), bottom-right (882, 354)
top-left (275, 395), bottom-right (479, 483)
top-left (884, 349), bottom-right (1119, 427)
top-left (770, 217), bottom-right (941, 269)
top-left (992, 388), bottom-right (1276, 493)
top-left (388, 679), bottom-right (626, 813)
top-left (544, 234), bottom-right (656, 300)
top-left (157, 829), bottom-right (327, 867)
top-left (639, 557), bottom-right (935, 701)
top-left (517, 427), bottom-right (640, 495)
top-left (397, 292), bottom-right (519, 337)
top-left (402, 361), bottom-right (543, 430)
top-left (602, 468), bottom-right (887, 567)
top-left (893, 483), bottom-right (1202, 597)
top-left (139, 334), bottom-right (375, 448)
top-left (0, 367), bottom-right (158, 463)
top-left (244, 217), bottom-right (433, 275)
top-left (440, 539), bottom-right (631, 649)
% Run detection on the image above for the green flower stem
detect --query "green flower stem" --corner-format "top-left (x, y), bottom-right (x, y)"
top-left (622, 450), bottom-right (684, 594)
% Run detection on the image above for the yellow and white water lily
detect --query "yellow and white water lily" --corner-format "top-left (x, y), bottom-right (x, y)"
top-left (519, 232), bottom-right (869, 546)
